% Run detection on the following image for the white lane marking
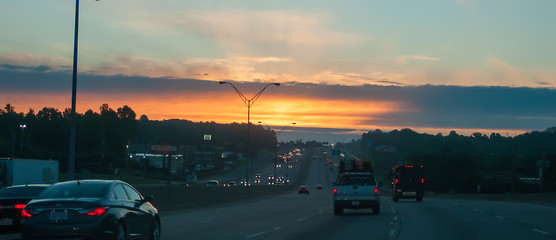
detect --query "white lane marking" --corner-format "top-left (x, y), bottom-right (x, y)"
top-left (318, 210), bottom-right (324, 214)
top-left (533, 228), bottom-right (550, 235)
top-left (296, 217), bottom-right (306, 222)
top-left (198, 220), bottom-right (213, 223)
top-left (495, 216), bottom-right (505, 220)
top-left (246, 231), bottom-right (266, 238)
top-left (389, 229), bottom-right (396, 237)
top-left (273, 227), bottom-right (281, 231)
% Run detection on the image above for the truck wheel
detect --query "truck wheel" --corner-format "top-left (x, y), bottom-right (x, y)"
top-left (393, 196), bottom-right (399, 202)
top-left (416, 196), bottom-right (423, 202)
top-left (333, 206), bottom-right (343, 215)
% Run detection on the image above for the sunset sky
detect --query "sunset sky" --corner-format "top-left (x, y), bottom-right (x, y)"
top-left (1, 0), bottom-right (555, 142)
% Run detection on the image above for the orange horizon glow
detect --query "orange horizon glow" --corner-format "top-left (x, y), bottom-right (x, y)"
top-left (1, 92), bottom-right (532, 138)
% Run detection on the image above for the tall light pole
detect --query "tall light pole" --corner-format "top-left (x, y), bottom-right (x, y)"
top-left (68, 0), bottom-right (80, 181)
top-left (19, 124), bottom-right (27, 153)
top-left (68, 0), bottom-right (99, 180)
top-left (258, 121), bottom-right (295, 183)
top-left (219, 82), bottom-right (280, 184)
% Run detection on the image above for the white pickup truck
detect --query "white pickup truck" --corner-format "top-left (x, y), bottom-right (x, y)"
top-left (333, 172), bottom-right (381, 215)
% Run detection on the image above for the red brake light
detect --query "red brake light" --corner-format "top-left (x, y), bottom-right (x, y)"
top-left (374, 188), bottom-right (379, 196)
top-left (15, 204), bottom-right (26, 209)
top-left (21, 209), bottom-right (32, 218)
top-left (333, 188), bottom-right (337, 197)
top-left (421, 178), bottom-right (424, 184)
top-left (395, 179), bottom-right (398, 184)
top-left (83, 207), bottom-right (109, 216)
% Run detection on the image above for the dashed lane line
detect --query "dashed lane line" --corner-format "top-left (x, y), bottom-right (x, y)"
top-left (296, 217), bottom-right (306, 222)
top-left (389, 229), bottom-right (397, 238)
top-left (533, 228), bottom-right (550, 235)
top-left (246, 231), bottom-right (266, 238)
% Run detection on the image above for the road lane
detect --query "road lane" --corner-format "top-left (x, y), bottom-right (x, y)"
top-left (3, 153), bottom-right (555, 240)
top-left (394, 197), bottom-right (556, 240)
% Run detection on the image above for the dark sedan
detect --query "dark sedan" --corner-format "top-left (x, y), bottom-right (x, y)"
top-left (298, 185), bottom-right (309, 194)
top-left (0, 184), bottom-right (50, 233)
top-left (21, 179), bottom-right (160, 240)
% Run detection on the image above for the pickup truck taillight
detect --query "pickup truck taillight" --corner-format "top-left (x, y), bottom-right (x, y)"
top-left (374, 188), bottom-right (379, 196)
top-left (333, 188), bottom-right (337, 197)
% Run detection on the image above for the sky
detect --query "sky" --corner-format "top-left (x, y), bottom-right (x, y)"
top-left (1, 0), bottom-right (555, 142)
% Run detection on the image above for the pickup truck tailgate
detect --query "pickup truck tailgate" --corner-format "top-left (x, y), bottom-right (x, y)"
top-left (335, 185), bottom-right (377, 200)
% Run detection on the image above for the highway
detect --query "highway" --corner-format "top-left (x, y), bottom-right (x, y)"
top-left (2, 155), bottom-right (555, 240)
top-left (161, 155), bottom-right (556, 240)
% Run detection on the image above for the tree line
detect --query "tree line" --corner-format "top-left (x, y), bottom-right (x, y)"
top-left (339, 128), bottom-right (556, 193)
top-left (0, 104), bottom-right (276, 174)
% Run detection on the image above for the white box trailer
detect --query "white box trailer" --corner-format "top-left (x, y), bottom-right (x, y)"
top-left (0, 158), bottom-right (59, 186)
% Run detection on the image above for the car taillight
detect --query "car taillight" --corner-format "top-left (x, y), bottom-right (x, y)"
top-left (395, 179), bottom-right (398, 184)
top-left (15, 204), bottom-right (26, 209)
top-left (421, 178), bottom-right (424, 184)
top-left (374, 188), bottom-right (379, 196)
top-left (80, 207), bottom-right (109, 216)
top-left (333, 188), bottom-right (337, 197)
top-left (21, 209), bottom-right (32, 218)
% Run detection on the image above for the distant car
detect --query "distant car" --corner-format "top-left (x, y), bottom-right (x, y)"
top-left (0, 184), bottom-right (50, 233)
top-left (298, 186), bottom-right (309, 194)
top-left (206, 180), bottom-right (220, 186)
top-left (268, 175), bottom-right (275, 185)
top-left (20, 179), bottom-right (160, 240)
top-left (227, 181), bottom-right (236, 187)
top-left (316, 185), bottom-right (323, 190)
top-left (240, 179), bottom-right (251, 186)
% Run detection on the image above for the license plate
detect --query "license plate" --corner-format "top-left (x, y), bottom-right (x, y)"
top-left (403, 192), bottom-right (416, 196)
top-left (50, 210), bottom-right (68, 221)
top-left (351, 201), bottom-right (360, 206)
top-left (0, 218), bottom-right (13, 226)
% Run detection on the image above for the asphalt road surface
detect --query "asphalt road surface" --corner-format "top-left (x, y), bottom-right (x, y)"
top-left (2, 156), bottom-right (555, 240)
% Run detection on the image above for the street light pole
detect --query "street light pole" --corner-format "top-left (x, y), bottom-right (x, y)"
top-left (258, 121), bottom-right (295, 184)
top-left (274, 122), bottom-right (295, 183)
top-left (219, 82), bottom-right (280, 184)
top-left (68, 0), bottom-right (80, 180)
top-left (68, 0), bottom-right (99, 180)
